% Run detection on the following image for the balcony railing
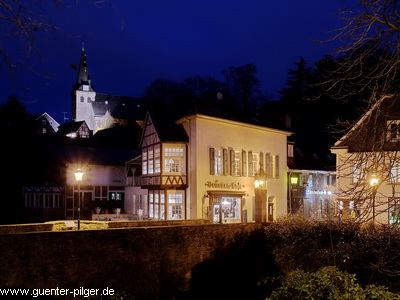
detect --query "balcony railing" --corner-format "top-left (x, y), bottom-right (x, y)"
top-left (126, 176), bottom-right (143, 187)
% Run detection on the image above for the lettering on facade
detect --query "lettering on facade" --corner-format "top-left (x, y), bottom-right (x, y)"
top-left (307, 190), bottom-right (332, 195)
top-left (204, 180), bottom-right (245, 190)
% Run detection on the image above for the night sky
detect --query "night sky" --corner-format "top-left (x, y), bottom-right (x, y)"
top-left (1, 0), bottom-right (352, 123)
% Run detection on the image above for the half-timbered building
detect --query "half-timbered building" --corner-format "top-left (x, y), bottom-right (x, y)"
top-left (134, 110), bottom-right (291, 222)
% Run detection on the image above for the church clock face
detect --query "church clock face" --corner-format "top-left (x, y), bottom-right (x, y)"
top-left (83, 85), bottom-right (89, 91)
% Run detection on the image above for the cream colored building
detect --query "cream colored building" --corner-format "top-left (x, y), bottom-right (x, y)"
top-left (331, 95), bottom-right (400, 224)
top-left (136, 111), bottom-right (291, 223)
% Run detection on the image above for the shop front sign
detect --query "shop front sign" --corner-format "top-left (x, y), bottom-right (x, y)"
top-left (204, 180), bottom-right (245, 190)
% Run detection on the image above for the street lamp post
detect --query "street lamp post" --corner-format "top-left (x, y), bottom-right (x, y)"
top-left (370, 174), bottom-right (379, 222)
top-left (74, 169), bottom-right (84, 229)
top-left (254, 168), bottom-right (268, 223)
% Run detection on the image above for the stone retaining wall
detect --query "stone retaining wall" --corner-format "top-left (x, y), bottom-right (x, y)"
top-left (0, 223), bottom-right (262, 299)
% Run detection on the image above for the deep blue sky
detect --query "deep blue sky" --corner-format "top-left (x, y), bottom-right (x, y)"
top-left (1, 0), bottom-right (352, 123)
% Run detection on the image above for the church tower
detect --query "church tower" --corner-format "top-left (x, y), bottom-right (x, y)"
top-left (72, 44), bottom-right (96, 131)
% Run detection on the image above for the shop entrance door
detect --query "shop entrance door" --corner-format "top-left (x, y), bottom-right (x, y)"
top-left (213, 204), bottom-right (221, 223)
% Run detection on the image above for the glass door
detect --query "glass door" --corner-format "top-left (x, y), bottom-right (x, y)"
top-left (213, 204), bottom-right (221, 223)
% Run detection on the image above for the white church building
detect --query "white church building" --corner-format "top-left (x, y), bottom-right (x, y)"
top-left (72, 44), bottom-right (147, 133)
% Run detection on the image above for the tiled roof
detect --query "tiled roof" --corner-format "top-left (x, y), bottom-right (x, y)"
top-left (333, 95), bottom-right (400, 152)
top-left (93, 94), bottom-right (155, 120)
top-left (147, 109), bottom-right (189, 142)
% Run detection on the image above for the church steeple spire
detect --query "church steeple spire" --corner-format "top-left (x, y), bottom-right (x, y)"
top-left (73, 43), bottom-right (94, 91)
top-left (71, 43), bottom-right (96, 130)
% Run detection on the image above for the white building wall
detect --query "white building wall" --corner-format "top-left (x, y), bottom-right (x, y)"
top-left (74, 90), bottom-right (96, 131)
top-left (332, 147), bottom-right (397, 224)
top-left (179, 114), bottom-right (290, 222)
top-left (125, 186), bottom-right (148, 215)
top-left (66, 164), bottom-right (125, 186)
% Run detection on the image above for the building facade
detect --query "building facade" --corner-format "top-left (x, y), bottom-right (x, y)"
top-left (63, 147), bottom-right (135, 220)
top-left (331, 95), bottom-right (400, 224)
top-left (132, 111), bottom-right (291, 223)
top-left (288, 170), bottom-right (336, 219)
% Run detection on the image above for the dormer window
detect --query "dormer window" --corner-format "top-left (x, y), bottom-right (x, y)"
top-left (387, 120), bottom-right (400, 141)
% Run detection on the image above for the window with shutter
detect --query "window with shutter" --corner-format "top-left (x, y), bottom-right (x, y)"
top-left (231, 150), bottom-right (241, 176)
top-left (265, 153), bottom-right (272, 178)
top-left (209, 148), bottom-right (215, 175)
top-left (223, 149), bottom-right (228, 175)
top-left (274, 155), bottom-right (280, 178)
top-left (242, 150), bottom-right (247, 177)
top-left (248, 151), bottom-right (253, 176)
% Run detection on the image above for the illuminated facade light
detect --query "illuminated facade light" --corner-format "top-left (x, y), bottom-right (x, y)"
top-left (370, 174), bottom-right (379, 186)
top-left (290, 176), bottom-right (299, 185)
top-left (74, 169), bottom-right (84, 181)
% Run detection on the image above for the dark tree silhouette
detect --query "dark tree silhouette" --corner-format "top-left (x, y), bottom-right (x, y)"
top-left (222, 64), bottom-right (263, 111)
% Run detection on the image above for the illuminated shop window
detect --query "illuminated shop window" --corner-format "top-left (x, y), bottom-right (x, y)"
top-left (168, 192), bottom-right (184, 220)
top-left (221, 197), bottom-right (241, 222)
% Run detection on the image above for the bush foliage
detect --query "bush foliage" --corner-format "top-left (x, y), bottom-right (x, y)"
top-left (263, 217), bottom-right (400, 294)
top-left (266, 266), bottom-right (400, 300)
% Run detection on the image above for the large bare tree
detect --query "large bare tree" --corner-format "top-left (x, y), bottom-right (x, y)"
top-left (327, 0), bottom-right (400, 102)
top-left (330, 1), bottom-right (400, 225)
top-left (0, 0), bottom-right (113, 79)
